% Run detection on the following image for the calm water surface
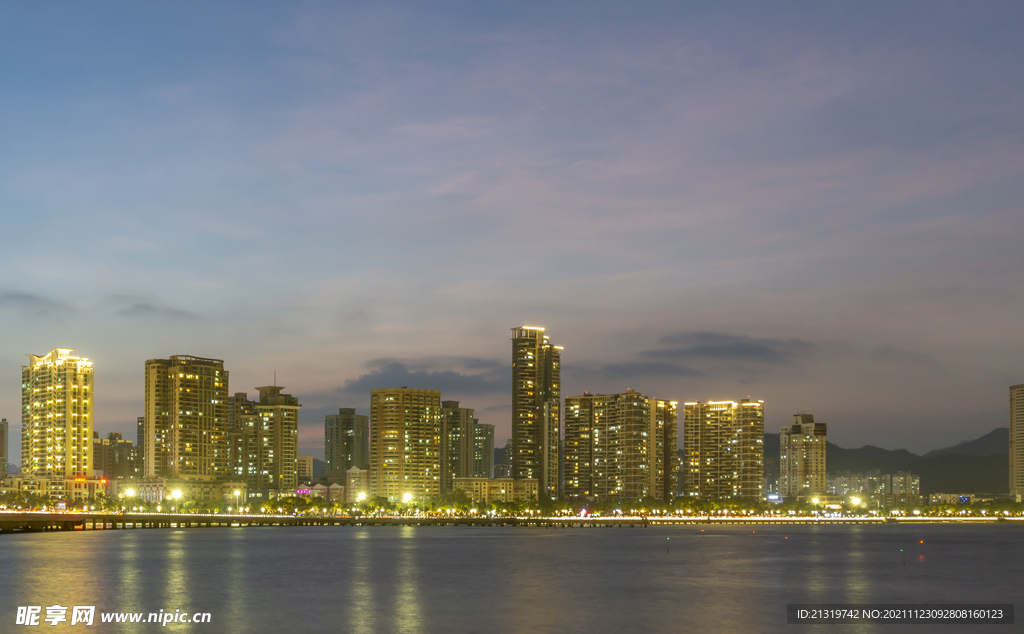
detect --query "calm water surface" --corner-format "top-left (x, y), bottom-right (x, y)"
top-left (1, 523), bottom-right (1021, 633)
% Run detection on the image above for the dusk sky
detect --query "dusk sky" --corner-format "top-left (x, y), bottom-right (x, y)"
top-left (2, 2), bottom-right (1022, 460)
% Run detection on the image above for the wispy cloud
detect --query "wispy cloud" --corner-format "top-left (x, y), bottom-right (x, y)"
top-left (0, 290), bottom-right (72, 316)
top-left (643, 332), bottom-right (816, 365)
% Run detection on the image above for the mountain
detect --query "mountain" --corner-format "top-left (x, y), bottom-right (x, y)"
top-left (923, 427), bottom-right (1008, 458)
top-left (761, 428), bottom-right (1009, 495)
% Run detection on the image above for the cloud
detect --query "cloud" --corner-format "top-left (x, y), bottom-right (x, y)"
top-left (336, 359), bottom-right (508, 396)
top-left (643, 332), bottom-right (816, 365)
top-left (113, 301), bottom-right (198, 320)
top-left (0, 290), bottom-right (72, 316)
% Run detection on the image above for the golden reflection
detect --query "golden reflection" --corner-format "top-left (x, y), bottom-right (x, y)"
top-left (394, 527), bottom-right (423, 634)
top-left (163, 530), bottom-right (192, 609)
top-left (349, 529), bottom-right (378, 634)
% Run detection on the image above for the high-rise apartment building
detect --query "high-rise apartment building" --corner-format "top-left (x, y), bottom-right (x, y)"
top-left (438, 402), bottom-right (495, 490)
top-left (143, 355), bottom-right (229, 480)
top-left (1, 417), bottom-right (8, 480)
top-left (511, 326), bottom-right (562, 501)
top-left (369, 388), bottom-right (442, 501)
top-left (1011, 384), bottom-right (1024, 500)
top-left (441, 400), bottom-right (476, 493)
top-left (297, 455), bottom-right (315, 483)
top-left (564, 390), bottom-right (678, 501)
top-left (92, 432), bottom-right (136, 480)
top-left (22, 349), bottom-right (94, 478)
top-left (229, 387), bottom-right (301, 490)
top-left (779, 414), bottom-right (826, 499)
top-left (475, 423), bottom-right (495, 479)
top-left (682, 399), bottom-right (764, 500)
top-left (325, 408), bottom-right (369, 476)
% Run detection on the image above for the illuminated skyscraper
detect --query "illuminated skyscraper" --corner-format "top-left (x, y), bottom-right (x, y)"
top-left (441, 401), bottom-right (475, 494)
top-left (511, 326), bottom-right (561, 501)
top-left (779, 414), bottom-right (826, 499)
top-left (564, 390), bottom-right (677, 501)
top-left (143, 355), bottom-right (229, 480)
top-left (1, 418), bottom-right (9, 480)
top-left (682, 399), bottom-right (764, 500)
top-left (325, 408), bottom-right (369, 476)
top-left (475, 423), bottom-right (495, 479)
top-left (369, 388), bottom-right (442, 501)
top-left (229, 387), bottom-right (301, 490)
top-left (21, 349), bottom-right (94, 478)
top-left (439, 402), bottom-right (495, 490)
top-left (1011, 384), bottom-right (1024, 500)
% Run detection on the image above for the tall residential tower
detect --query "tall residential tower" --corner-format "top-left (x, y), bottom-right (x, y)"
top-left (779, 414), bottom-right (826, 499)
top-left (1011, 384), bottom-right (1024, 500)
top-left (21, 349), bottom-right (94, 478)
top-left (143, 355), bottom-right (229, 481)
top-left (369, 388), bottom-right (442, 501)
top-left (229, 387), bottom-right (301, 490)
top-left (325, 408), bottom-right (369, 476)
top-left (564, 390), bottom-right (678, 502)
top-left (511, 326), bottom-right (561, 501)
top-left (682, 399), bottom-right (764, 500)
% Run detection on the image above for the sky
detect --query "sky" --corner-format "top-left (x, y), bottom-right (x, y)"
top-left (1, 1), bottom-right (1022, 461)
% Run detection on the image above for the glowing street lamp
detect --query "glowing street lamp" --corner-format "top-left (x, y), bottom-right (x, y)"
top-left (403, 493), bottom-right (413, 503)
top-left (124, 488), bottom-right (136, 498)
top-left (357, 492), bottom-right (366, 502)
top-left (234, 489), bottom-right (240, 512)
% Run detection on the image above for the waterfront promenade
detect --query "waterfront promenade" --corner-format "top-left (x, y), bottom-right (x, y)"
top-left (1, 512), bottom-right (1019, 533)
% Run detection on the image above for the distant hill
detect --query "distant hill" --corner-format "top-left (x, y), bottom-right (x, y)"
top-left (761, 428), bottom-right (1008, 495)
top-left (923, 428), bottom-right (1008, 458)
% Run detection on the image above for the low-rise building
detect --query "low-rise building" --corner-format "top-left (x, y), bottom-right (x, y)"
top-left (346, 466), bottom-right (370, 502)
top-left (128, 478), bottom-right (248, 506)
top-left (452, 477), bottom-right (538, 504)
top-left (1, 475), bottom-right (108, 502)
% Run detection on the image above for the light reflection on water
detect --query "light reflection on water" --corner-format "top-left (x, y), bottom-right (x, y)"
top-left (0, 524), bottom-right (1021, 633)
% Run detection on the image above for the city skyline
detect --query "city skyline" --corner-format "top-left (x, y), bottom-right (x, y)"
top-left (1, 3), bottom-right (1023, 457)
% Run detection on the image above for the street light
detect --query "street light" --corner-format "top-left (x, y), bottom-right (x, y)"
top-left (357, 492), bottom-right (366, 502)
top-left (234, 490), bottom-right (240, 513)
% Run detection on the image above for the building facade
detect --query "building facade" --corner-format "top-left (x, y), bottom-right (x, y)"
top-left (511, 326), bottom-right (562, 501)
top-left (682, 399), bottom-right (764, 500)
top-left (1011, 384), bottom-right (1024, 500)
top-left (228, 387), bottom-right (301, 490)
top-left (779, 414), bottom-right (827, 499)
top-left (92, 432), bottom-right (136, 480)
top-left (1, 417), bottom-right (7, 480)
top-left (369, 388), bottom-right (442, 501)
top-left (453, 477), bottom-right (539, 504)
top-left (438, 403), bottom-right (496, 490)
top-left (144, 356), bottom-right (230, 481)
top-left (346, 466), bottom-right (370, 502)
top-left (22, 349), bottom-right (94, 478)
top-left (325, 408), bottom-right (369, 477)
top-left (475, 423), bottom-right (495, 480)
top-left (563, 390), bottom-right (677, 502)
top-left (297, 455), bottom-right (315, 483)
